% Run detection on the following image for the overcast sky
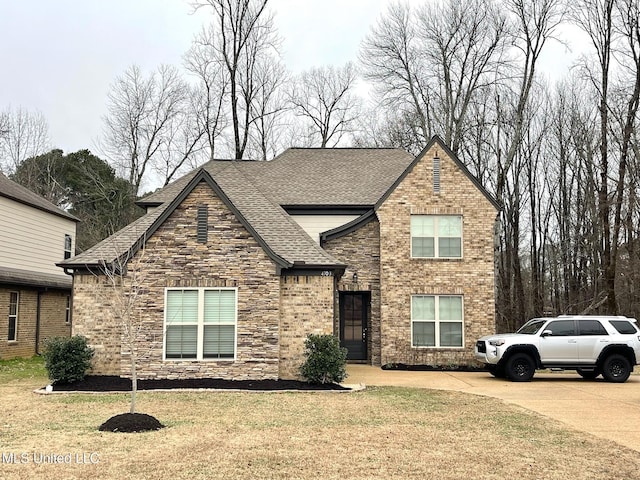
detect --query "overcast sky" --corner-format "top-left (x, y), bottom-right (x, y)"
top-left (0, 0), bottom-right (582, 158)
top-left (0, 0), bottom-right (395, 155)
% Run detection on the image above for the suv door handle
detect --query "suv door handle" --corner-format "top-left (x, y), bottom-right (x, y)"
top-left (568, 339), bottom-right (577, 343)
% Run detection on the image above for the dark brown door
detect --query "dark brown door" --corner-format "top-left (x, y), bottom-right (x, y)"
top-left (340, 292), bottom-right (368, 361)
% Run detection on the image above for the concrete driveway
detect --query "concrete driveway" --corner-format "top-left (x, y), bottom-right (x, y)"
top-left (346, 364), bottom-right (640, 452)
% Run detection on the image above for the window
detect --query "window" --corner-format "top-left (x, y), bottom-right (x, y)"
top-left (64, 234), bottom-right (73, 259)
top-left (412, 295), bottom-right (463, 347)
top-left (8, 292), bottom-right (18, 341)
top-left (544, 320), bottom-right (576, 336)
top-left (610, 320), bottom-right (639, 334)
top-left (411, 215), bottom-right (462, 258)
top-left (578, 320), bottom-right (607, 336)
top-left (164, 288), bottom-right (236, 360)
top-left (65, 296), bottom-right (71, 324)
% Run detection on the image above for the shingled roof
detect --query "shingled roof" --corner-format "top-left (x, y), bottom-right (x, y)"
top-left (0, 172), bottom-right (79, 222)
top-left (62, 138), bottom-right (498, 272)
top-left (139, 148), bottom-right (414, 208)
top-left (59, 163), bottom-right (344, 271)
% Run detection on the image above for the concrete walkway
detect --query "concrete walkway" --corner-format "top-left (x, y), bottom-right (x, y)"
top-left (346, 364), bottom-right (640, 452)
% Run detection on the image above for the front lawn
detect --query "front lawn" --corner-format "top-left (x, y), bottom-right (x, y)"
top-left (1, 357), bottom-right (639, 479)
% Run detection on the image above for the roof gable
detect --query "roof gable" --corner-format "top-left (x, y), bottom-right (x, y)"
top-left (375, 136), bottom-right (501, 211)
top-left (61, 165), bottom-right (344, 271)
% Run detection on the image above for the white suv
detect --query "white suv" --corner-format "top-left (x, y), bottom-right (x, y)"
top-left (475, 315), bottom-right (640, 382)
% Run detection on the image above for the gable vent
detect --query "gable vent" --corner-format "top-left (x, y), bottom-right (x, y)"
top-left (433, 156), bottom-right (441, 194)
top-left (197, 205), bottom-right (208, 243)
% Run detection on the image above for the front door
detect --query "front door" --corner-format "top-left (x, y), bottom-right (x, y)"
top-left (340, 292), bottom-right (368, 361)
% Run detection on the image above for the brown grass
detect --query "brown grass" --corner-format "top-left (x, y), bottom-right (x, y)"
top-left (1, 361), bottom-right (640, 480)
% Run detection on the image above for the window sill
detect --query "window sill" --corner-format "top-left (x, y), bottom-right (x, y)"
top-left (411, 346), bottom-right (465, 350)
top-left (410, 257), bottom-right (463, 261)
top-left (7, 340), bottom-right (18, 345)
top-left (163, 358), bottom-right (236, 362)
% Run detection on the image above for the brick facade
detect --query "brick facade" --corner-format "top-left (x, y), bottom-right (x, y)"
top-left (278, 274), bottom-right (334, 379)
top-left (0, 287), bottom-right (71, 359)
top-left (324, 219), bottom-right (382, 365)
top-left (69, 141), bottom-right (497, 378)
top-left (376, 144), bottom-right (497, 366)
top-left (72, 182), bottom-right (333, 380)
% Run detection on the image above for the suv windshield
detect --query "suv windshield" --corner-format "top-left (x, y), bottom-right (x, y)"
top-left (516, 319), bottom-right (546, 335)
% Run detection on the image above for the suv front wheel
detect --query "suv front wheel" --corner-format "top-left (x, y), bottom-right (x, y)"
top-left (601, 354), bottom-right (631, 383)
top-left (506, 353), bottom-right (535, 382)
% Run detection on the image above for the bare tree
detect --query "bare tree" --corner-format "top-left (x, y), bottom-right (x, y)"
top-left (360, 0), bottom-right (510, 154)
top-left (610, 0), bottom-right (640, 313)
top-left (154, 84), bottom-right (210, 186)
top-left (247, 55), bottom-right (289, 160)
top-left (567, 0), bottom-right (640, 314)
top-left (495, 0), bottom-right (564, 199)
top-left (97, 238), bottom-right (148, 414)
top-left (194, 0), bottom-right (278, 159)
top-left (101, 64), bottom-right (193, 195)
top-left (185, 26), bottom-right (231, 160)
top-left (352, 106), bottom-right (425, 155)
top-left (0, 107), bottom-right (50, 174)
top-left (360, 2), bottom-right (432, 147)
top-left (417, 0), bottom-right (511, 154)
top-left (287, 63), bottom-right (361, 148)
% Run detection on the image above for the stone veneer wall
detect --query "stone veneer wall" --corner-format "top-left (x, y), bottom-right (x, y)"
top-left (278, 274), bottom-right (334, 379)
top-left (72, 181), bottom-right (283, 380)
top-left (0, 287), bottom-right (71, 359)
top-left (376, 143), bottom-right (497, 366)
top-left (71, 274), bottom-right (122, 374)
top-left (323, 219), bottom-right (382, 365)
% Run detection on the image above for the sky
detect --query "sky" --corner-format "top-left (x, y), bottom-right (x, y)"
top-left (0, 0), bottom-right (394, 155)
top-left (0, 1), bottom-right (582, 158)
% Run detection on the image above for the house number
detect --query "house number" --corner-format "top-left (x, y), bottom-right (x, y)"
top-left (320, 271), bottom-right (333, 276)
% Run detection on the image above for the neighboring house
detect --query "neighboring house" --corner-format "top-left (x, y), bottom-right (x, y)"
top-left (60, 136), bottom-right (499, 380)
top-left (0, 173), bottom-right (78, 358)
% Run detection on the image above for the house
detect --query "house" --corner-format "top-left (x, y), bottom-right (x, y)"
top-left (59, 136), bottom-right (499, 380)
top-left (0, 173), bottom-right (78, 358)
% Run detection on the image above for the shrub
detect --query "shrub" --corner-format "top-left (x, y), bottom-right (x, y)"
top-left (42, 336), bottom-right (94, 384)
top-left (300, 334), bottom-right (348, 384)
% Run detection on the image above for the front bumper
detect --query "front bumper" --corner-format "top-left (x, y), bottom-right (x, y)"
top-left (474, 340), bottom-right (501, 365)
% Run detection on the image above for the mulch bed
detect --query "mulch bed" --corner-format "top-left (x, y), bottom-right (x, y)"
top-left (99, 413), bottom-right (165, 433)
top-left (49, 375), bottom-right (349, 392)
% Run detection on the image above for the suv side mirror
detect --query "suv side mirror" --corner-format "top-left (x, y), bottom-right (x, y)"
top-left (541, 330), bottom-right (552, 337)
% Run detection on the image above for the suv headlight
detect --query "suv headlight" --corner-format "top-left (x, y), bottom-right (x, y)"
top-left (489, 339), bottom-right (505, 346)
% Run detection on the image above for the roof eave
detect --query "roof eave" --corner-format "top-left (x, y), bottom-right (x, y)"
top-left (320, 210), bottom-right (377, 245)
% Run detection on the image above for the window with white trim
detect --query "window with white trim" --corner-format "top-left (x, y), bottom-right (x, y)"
top-left (411, 215), bottom-right (462, 258)
top-left (8, 292), bottom-right (18, 341)
top-left (65, 295), bottom-right (71, 324)
top-left (164, 288), bottom-right (237, 360)
top-left (411, 295), bottom-right (463, 347)
top-left (64, 234), bottom-right (73, 259)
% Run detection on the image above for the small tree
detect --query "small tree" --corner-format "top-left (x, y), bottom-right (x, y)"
top-left (300, 334), bottom-right (348, 385)
top-left (96, 237), bottom-right (148, 414)
top-left (42, 336), bottom-right (94, 385)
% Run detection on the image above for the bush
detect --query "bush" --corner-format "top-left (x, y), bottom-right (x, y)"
top-left (42, 336), bottom-right (94, 384)
top-left (300, 334), bottom-right (348, 384)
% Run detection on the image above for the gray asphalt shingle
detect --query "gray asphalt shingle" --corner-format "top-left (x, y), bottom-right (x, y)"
top-left (0, 172), bottom-right (79, 222)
